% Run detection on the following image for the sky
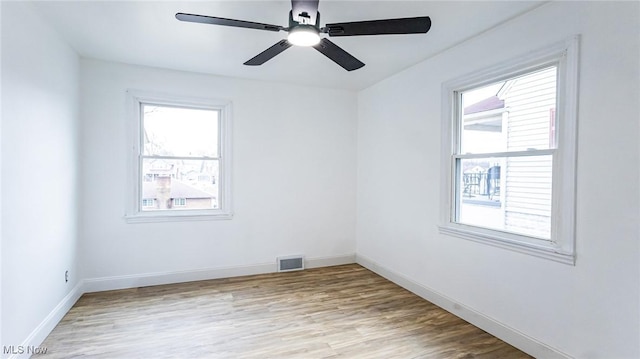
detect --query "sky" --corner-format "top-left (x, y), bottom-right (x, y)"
top-left (143, 105), bottom-right (220, 158)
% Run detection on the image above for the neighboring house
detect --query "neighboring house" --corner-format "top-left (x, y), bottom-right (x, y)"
top-left (501, 67), bottom-right (556, 239)
top-left (141, 159), bottom-right (219, 210)
top-left (184, 170), bottom-right (216, 185)
top-left (143, 158), bottom-right (176, 182)
top-left (142, 176), bottom-right (217, 210)
top-left (462, 95), bottom-right (506, 202)
top-left (462, 67), bottom-right (556, 238)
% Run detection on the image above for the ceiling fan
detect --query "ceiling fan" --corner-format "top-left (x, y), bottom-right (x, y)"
top-left (176, 0), bottom-right (431, 71)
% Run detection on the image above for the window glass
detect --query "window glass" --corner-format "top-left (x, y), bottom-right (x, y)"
top-left (140, 105), bottom-right (220, 212)
top-left (140, 158), bottom-right (219, 211)
top-left (460, 67), bottom-right (557, 154)
top-left (143, 105), bottom-right (219, 158)
top-left (454, 66), bottom-right (557, 240)
top-left (456, 155), bottom-right (552, 239)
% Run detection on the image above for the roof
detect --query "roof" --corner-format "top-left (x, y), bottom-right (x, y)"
top-left (464, 96), bottom-right (505, 115)
top-left (142, 180), bottom-right (214, 199)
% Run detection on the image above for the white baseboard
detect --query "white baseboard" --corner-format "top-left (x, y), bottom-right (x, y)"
top-left (83, 253), bottom-right (356, 293)
top-left (306, 253), bottom-right (356, 269)
top-left (83, 262), bottom-right (274, 293)
top-left (7, 281), bottom-right (84, 359)
top-left (8, 253), bottom-right (357, 358)
top-left (355, 254), bottom-right (571, 359)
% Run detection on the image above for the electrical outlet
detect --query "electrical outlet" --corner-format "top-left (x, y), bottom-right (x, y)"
top-left (65, 270), bottom-right (69, 283)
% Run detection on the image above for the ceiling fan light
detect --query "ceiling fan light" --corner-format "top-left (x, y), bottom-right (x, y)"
top-left (287, 26), bottom-right (321, 47)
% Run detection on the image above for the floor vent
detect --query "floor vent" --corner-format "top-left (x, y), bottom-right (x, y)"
top-left (277, 255), bottom-right (304, 272)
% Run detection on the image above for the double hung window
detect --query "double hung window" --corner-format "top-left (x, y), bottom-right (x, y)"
top-left (126, 91), bottom-right (232, 222)
top-left (440, 37), bottom-right (579, 264)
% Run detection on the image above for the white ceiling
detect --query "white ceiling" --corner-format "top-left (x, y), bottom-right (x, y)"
top-left (31, 1), bottom-right (544, 91)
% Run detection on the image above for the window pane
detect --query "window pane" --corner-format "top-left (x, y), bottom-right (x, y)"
top-left (141, 158), bottom-right (219, 211)
top-left (143, 105), bottom-right (219, 157)
top-left (460, 66), bottom-right (557, 154)
top-left (456, 155), bottom-right (552, 239)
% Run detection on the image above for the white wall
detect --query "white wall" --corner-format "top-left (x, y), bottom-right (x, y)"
top-left (356, 2), bottom-right (639, 358)
top-left (1, 1), bottom-right (80, 354)
top-left (79, 60), bottom-right (357, 284)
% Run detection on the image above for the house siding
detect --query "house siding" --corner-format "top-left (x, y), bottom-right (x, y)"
top-left (503, 67), bottom-right (556, 238)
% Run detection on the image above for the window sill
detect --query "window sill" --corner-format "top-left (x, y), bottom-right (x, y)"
top-left (438, 224), bottom-right (575, 265)
top-left (125, 211), bottom-right (233, 223)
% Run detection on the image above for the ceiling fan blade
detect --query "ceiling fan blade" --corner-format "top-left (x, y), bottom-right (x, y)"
top-left (323, 16), bottom-right (431, 36)
top-left (291, 0), bottom-right (319, 25)
top-left (312, 38), bottom-right (364, 71)
top-left (244, 40), bottom-right (293, 66)
top-left (176, 13), bottom-right (285, 32)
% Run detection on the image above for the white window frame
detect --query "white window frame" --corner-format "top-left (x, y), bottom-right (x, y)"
top-left (439, 36), bottom-right (579, 265)
top-left (125, 90), bottom-right (233, 223)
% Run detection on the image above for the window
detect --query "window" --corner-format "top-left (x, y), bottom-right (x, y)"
top-left (439, 37), bottom-right (579, 264)
top-left (126, 91), bottom-right (232, 222)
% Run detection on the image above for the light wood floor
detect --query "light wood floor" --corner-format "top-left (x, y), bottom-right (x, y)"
top-left (37, 264), bottom-right (531, 358)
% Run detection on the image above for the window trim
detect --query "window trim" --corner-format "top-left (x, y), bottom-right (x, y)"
top-left (125, 90), bottom-right (233, 223)
top-left (439, 36), bottom-right (579, 265)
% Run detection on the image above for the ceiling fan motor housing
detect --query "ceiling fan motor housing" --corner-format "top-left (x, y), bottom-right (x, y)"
top-left (289, 10), bottom-right (320, 28)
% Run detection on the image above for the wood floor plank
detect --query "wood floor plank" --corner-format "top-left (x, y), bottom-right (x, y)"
top-left (36, 264), bottom-right (531, 358)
